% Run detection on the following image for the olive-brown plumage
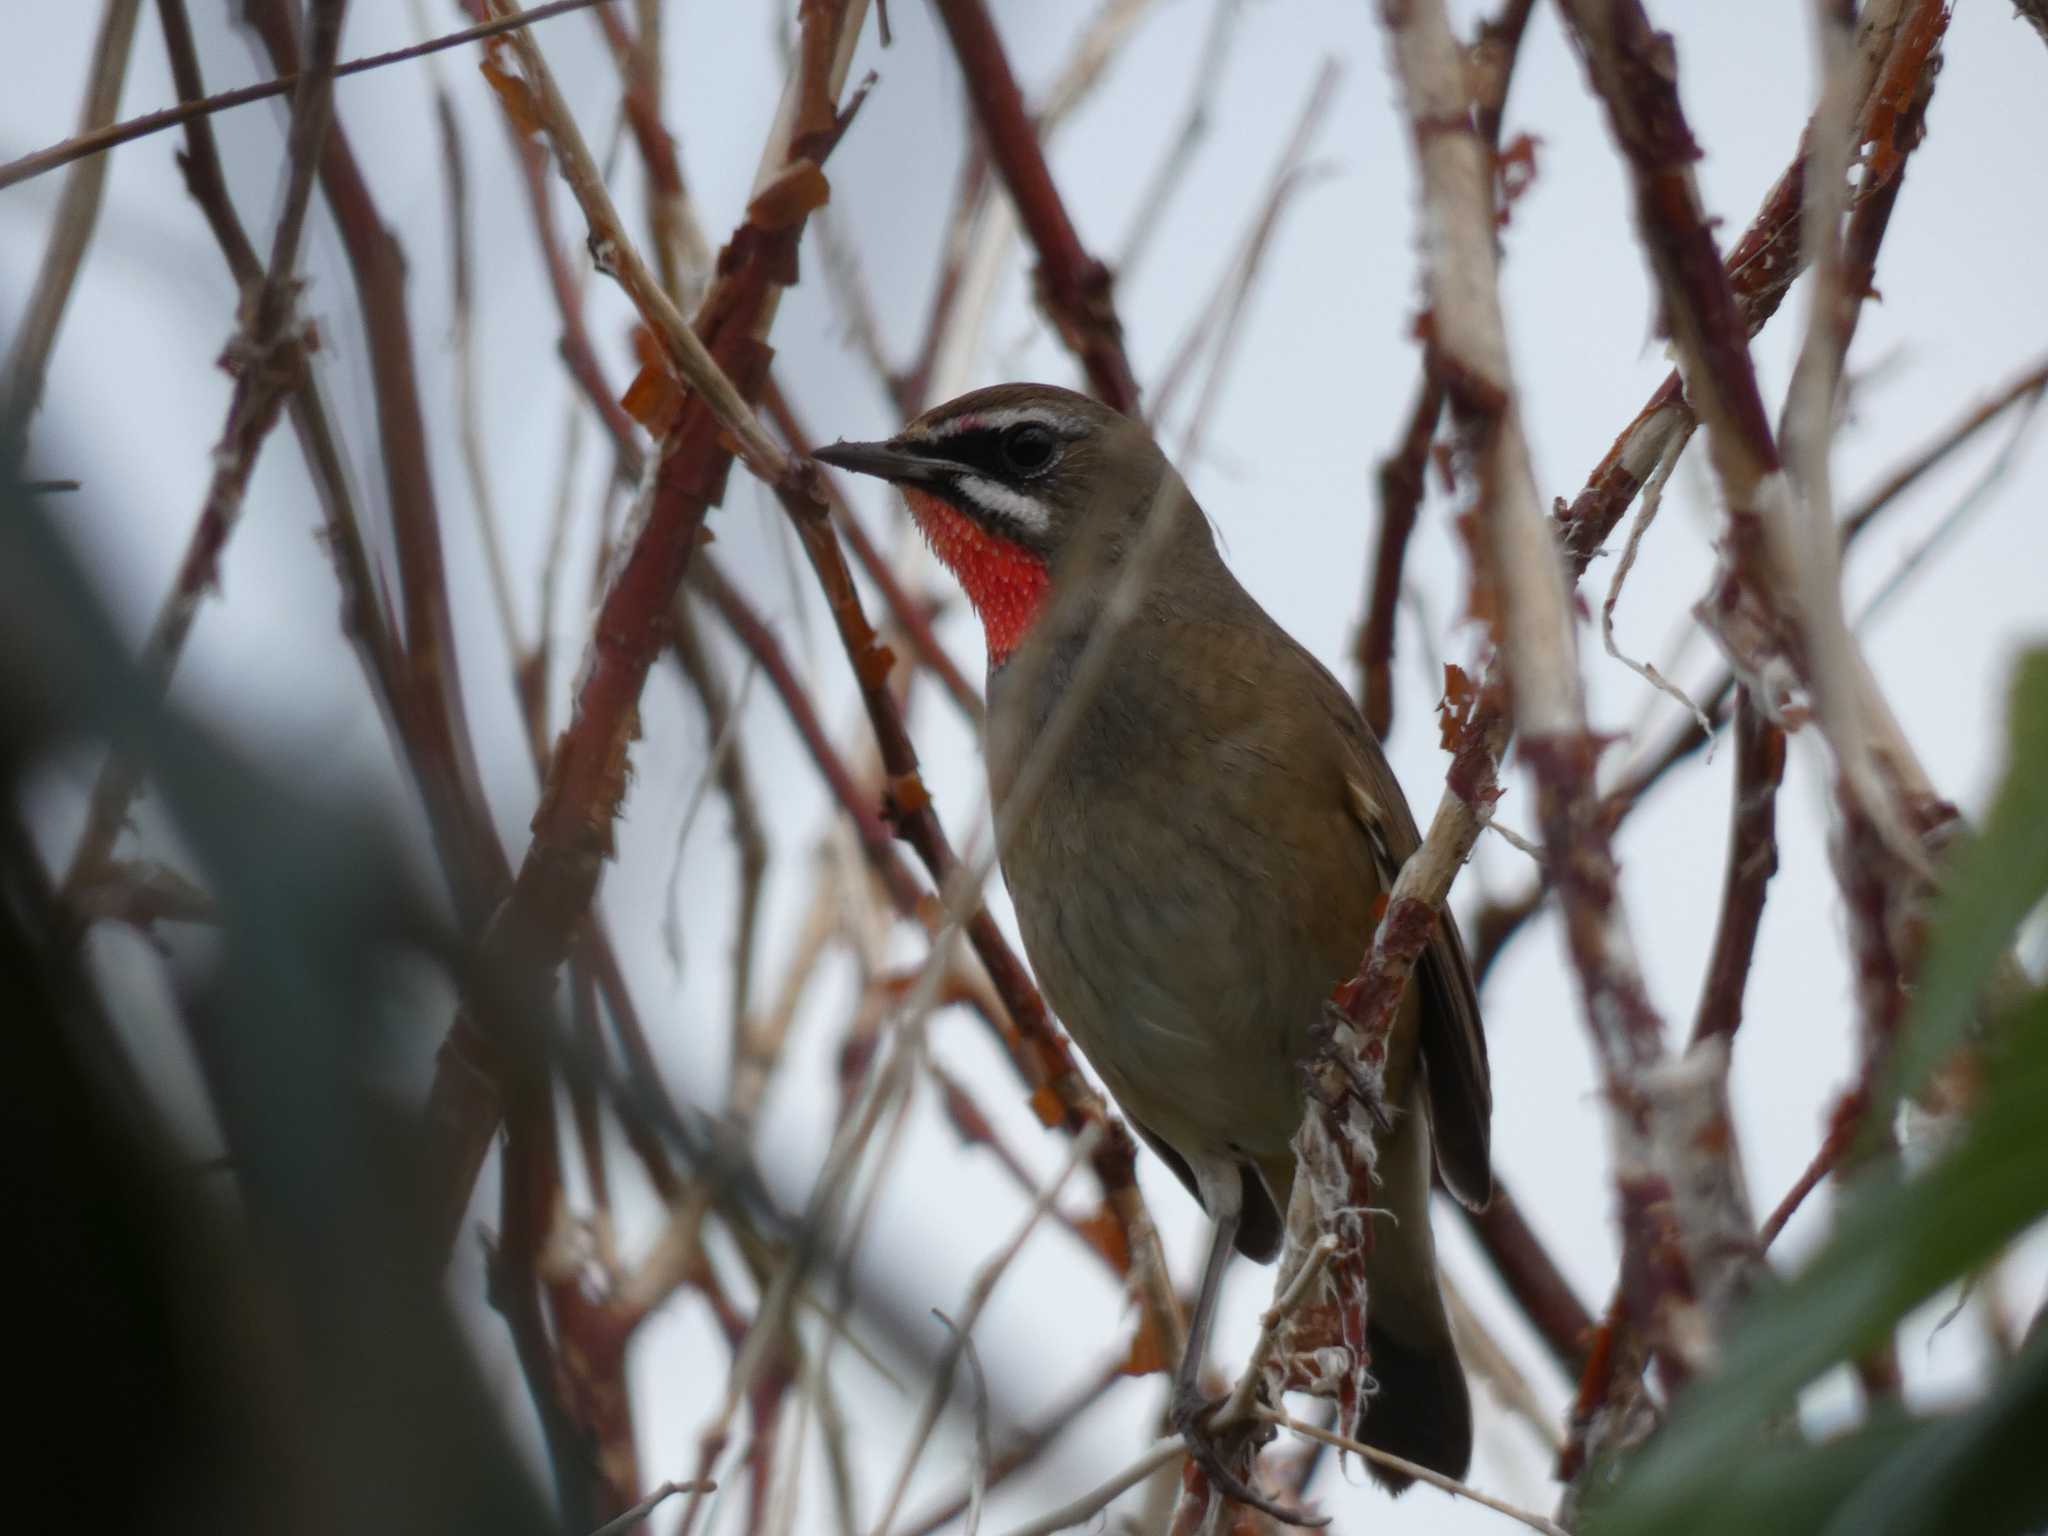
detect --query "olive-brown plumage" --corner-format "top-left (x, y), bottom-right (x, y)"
top-left (815, 384), bottom-right (1491, 1505)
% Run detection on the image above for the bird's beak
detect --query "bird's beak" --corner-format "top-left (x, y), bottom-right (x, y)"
top-left (811, 438), bottom-right (951, 486)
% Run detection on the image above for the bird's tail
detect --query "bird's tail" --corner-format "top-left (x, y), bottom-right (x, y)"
top-left (1357, 1305), bottom-right (1473, 1492)
top-left (1354, 1084), bottom-right (1473, 1492)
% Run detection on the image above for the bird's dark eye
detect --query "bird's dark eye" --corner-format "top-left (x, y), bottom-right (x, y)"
top-left (999, 422), bottom-right (1057, 475)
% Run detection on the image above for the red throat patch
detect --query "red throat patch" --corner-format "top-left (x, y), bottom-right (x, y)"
top-left (904, 487), bottom-right (1050, 665)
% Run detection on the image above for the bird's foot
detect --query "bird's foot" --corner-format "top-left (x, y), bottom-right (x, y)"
top-left (1170, 1385), bottom-right (1328, 1529)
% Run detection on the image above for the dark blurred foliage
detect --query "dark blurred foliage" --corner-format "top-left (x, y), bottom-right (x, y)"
top-left (2, 455), bottom-right (556, 1535)
top-left (1591, 650), bottom-right (2048, 1536)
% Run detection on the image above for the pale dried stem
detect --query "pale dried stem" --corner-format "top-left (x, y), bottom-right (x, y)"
top-left (482, 0), bottom-right (794, 480)
top-left (1164, 60), bottom-right (1342, 457)
top-left (1257, 1410), bottom-right (1570, 1536)
top-left (1387, 0), bottom-right (1730, 1377)
top-left (1776, 0), bottom-right (1916, 867)
top-left (1218, 1233), bottom-right (1339, 1429)
top-left (60, 0), bottom-right (345, 903)
top-left (870, 1125), bottom-right (1104, 1536)
top-left (2, 0), bottom-right (143, 443)
top-left (410, 0), bottom-right (525, 664)
top-left (1439, 1266), bottom-right (1565, 1454)
top-left (996, 1441), bottom-right (1185, 1536)
top-left (1115, 0), bottom-right (1240, 276)
top-left (1601, 424), bottom-right (1714, 744)
top-left (668, 594), bottom-right (770, 1047)
top-left (896, 1358), bottom-right (1129, 1536)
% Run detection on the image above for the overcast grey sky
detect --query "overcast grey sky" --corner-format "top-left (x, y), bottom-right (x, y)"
top-left (6, 3), bottom-right (2045, 1530)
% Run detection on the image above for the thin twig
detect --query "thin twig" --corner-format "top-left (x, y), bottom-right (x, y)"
top-left (3, 0), bottom-right (143, 439)
top-left (1115, 0), bottom-right (1241, 277)
top-left (930, 0), bottom-right (1141, 412)
top-left (1162, 61), bottom-right (1342, 459)
top-left (1385, 0), bottom-right (1730, 1388)
top-left (870, 1125), bottom-right (1102, 1536)
top-left (59, 0), bottom-right (345, 910)
top-left (996, 1441), bottom-right (1185, 1536)
top-left (1356, 0), bottom-right (1536, 736)
top-left (588, 1479), bottom-right (716, 1536)
top-left (0, 0), bottom-right (623, 192)
top-left (1258, 1411), bottom-right (1570, 1536)
top-left (896, 1358), bottom-right (1128, 1536)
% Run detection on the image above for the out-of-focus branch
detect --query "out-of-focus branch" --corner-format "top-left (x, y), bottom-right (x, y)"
top-left (419, 0), bottom-right (867, 1258)
top-left (1114, 0), bottom-right (1239, 279)
top-left (1455, 1177), bottom-right (1597, 1378)
top-left (898, 1357), bottom-right (1128, 1536)
top-left (1689, 694), bottom-right (1785, 1046)
top-left (0, 0), bottom-right (621, 193)
top-left (1157, 60), bottom-right (1341, 461)
top-left (1358, 374), bottom-right (1444, 737)
top-left (589, 0), bottom-right (712, 306)
top-left (243, 0), bottom-right (512, 927)
top-left (668, 597), bottom-right (769, 1048)
top-left (1357, 0), bottom-right (1535, 738)
top-left (1382, 0), bottom-right (1741, 1388)
top-left (929, 0), bottom-right (1142, 413)
top-left (2, 0), bottom-right (142, 443)
top-left (59, 0), bottom-right (345, 913)
top-left (1553, 0), bottom-right (1944, 572)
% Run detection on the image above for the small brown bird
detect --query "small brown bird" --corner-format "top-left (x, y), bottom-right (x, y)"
top-left (815, 384), bottom-right (1490, 1513)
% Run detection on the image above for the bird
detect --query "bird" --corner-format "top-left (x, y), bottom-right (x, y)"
top-left (813, 383), bottom-right (1490, 1519)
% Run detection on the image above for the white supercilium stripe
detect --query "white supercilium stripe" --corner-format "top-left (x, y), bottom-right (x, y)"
top-left (903, 406), bottom-right (1085, 443)
top-left (955, 475), bottom-right (1052, 534)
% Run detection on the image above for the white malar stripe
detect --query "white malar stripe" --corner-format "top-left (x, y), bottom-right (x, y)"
top-left (955, 475), bottom-right (1052, 535)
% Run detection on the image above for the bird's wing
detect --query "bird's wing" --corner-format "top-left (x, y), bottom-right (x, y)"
top-left (1304, 647), bottom-right (1494, 1210)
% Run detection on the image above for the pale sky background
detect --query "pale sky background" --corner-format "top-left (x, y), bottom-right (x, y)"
top-left (5, 2), bottom-right (2046, 1532)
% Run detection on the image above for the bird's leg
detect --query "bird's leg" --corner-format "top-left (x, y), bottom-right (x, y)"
top-left (1170, 1175), bottom-right (1329, 1529)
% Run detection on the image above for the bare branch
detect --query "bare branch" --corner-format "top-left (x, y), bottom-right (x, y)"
top-left (930, 0), bottom-right (1141, 411)
top-left (3, 0), bottom-right (143, 440)
top-left (0, 0), bottom-right (622, 193)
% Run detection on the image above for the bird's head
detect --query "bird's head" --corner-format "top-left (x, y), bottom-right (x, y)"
top-left (813, 383), bottom-right (1181, 667)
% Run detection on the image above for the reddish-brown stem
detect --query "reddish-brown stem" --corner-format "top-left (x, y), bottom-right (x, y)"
top-left (427, 1), bottom-right (862, 1267)
top-left (929, 0), bottom-right (1141, 414)
top-left (1689, 692), bottom-right (1785, 1046)
top-left (244, 0), bottom-right (512, 930)
top-left (762, 378), bottom-right (984, 725)
top-left (1454, 1177), bottom-right (1597, 1378)
top-left (685, 557), bottom-right (927, 917)
top-left (1358, 373), bottom-right (1444, 738)
top-left (1357, 0), bottom-right (1533, 738)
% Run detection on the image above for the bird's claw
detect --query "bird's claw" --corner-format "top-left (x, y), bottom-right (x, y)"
top-left (1171, 1386), bottom-right (1329, 1529)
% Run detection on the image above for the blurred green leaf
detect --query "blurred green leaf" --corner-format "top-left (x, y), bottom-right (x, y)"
top-left (1885, 648), bottom-right (2048, 1112)
top-left (1591, 647), bottom-right (2048, 1534)
top-left (1591, 991), bottom-right (2048, 1532)
top-left (1822, 1326), bottom-right (2048, 1536)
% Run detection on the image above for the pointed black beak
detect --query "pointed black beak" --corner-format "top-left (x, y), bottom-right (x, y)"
top-left (811, 438), bottom-right (951, 486)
